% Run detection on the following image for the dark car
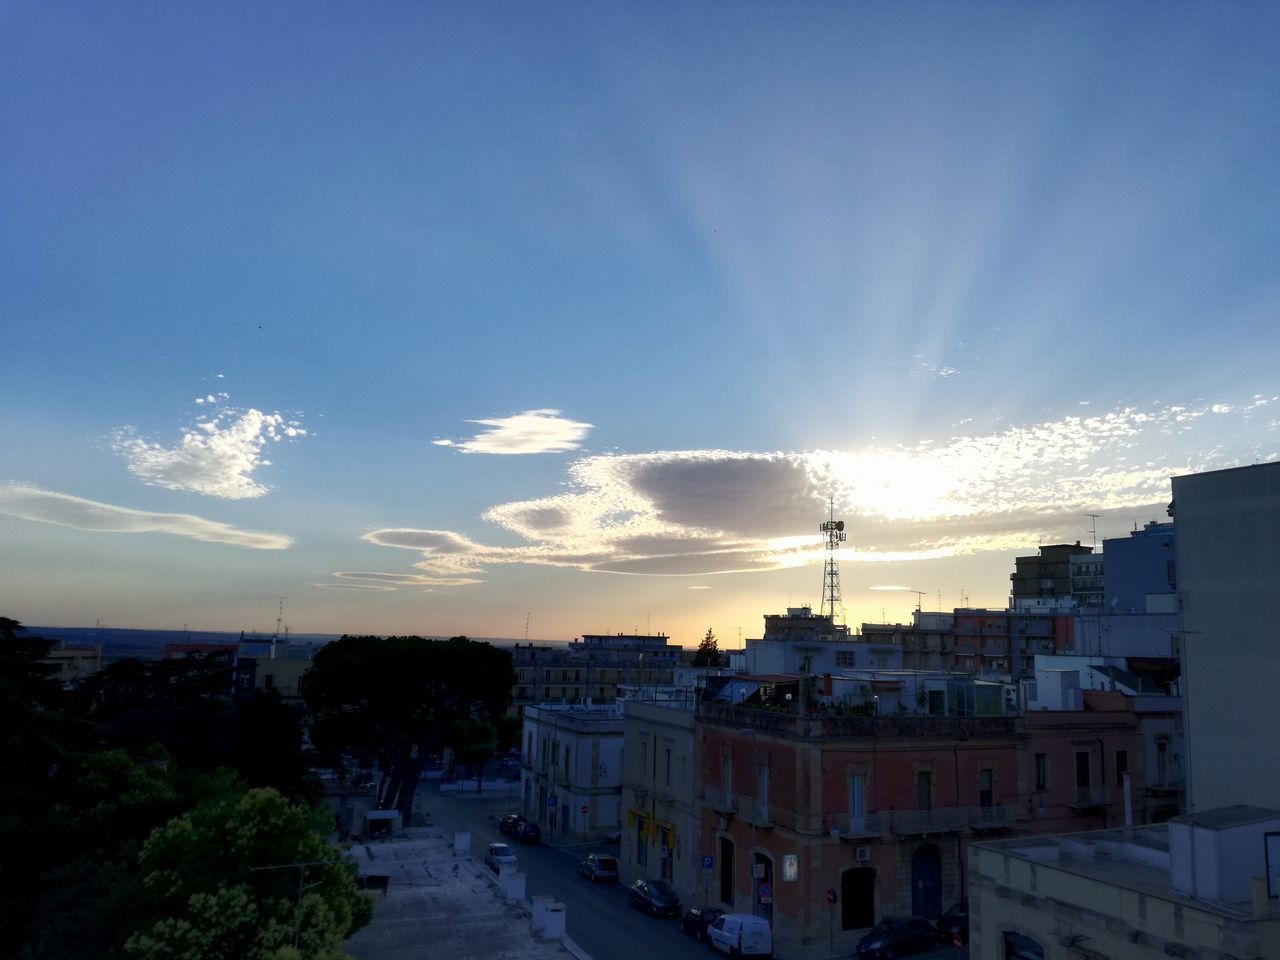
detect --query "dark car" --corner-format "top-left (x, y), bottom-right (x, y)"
top-left (512, 820), bottom-right (541, 844)
top-left (577, 853), bottom-right (619, 882)
top-left (935, 898), bottom-right (969, 945)
top-left (855, 916), bottom-right (937, 959)
top-left (498, 814), bottom-right (523, 836)
top-left (680, 906), bottom-right (724, 942)
top-left (628, 878), bottom-right (681, 917)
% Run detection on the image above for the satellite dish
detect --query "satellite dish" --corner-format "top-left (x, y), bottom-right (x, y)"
top-left (836, 520), bottom-right (844, 531)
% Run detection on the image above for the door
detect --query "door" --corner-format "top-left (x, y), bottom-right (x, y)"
top-left (911, 843), bottom-right (942, 918)
top-left (719, 836), bottom-right (735, 905)
top-left (840, 866), bottom-right (875, 930)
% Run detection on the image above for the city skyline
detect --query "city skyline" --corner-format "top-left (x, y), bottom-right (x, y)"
top-left (3, 3), bottom-right (1278, 642)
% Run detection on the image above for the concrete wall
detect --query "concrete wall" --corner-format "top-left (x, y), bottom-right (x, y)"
top-left (1172, 463), bottom-right (1280, 811)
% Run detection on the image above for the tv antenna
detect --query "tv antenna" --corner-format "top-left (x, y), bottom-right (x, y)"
top-left (819, 497), bottom-right (847, 624)
top-left (1086, 513), bottom-right (1100, 550)
top-left (273, 597), bottom-right (286, 641)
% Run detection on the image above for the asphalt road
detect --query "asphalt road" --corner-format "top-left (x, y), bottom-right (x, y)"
top-left (421, 780), bottom-right (725, 960)
top-left (419, 779), bottom-right (967, 960)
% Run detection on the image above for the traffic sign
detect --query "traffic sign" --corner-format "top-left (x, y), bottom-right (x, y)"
top-left (702, 855), bottom-right (714, 870)
top-left (548, 796), bottom-right (557, 807)
top-left (825, 888), bottom-right (837, 906)
top-left (580, 804), bottom-right (589, 814)
top-left (758, 882), bottom-right (772, 899)
top-left (953, 932), bottom-right (962, 951)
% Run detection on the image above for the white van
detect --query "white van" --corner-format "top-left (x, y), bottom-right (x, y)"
top-left (707, 913), bottom-right (772, 957)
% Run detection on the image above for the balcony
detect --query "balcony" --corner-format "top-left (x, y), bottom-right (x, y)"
top-left (886, 805), bottom-right (1015, 834)
top-left (1146, 778), bottom-right (1183, 797)
top-left (837, 812), bottom-right (888, 839)
top-left (1069, 785), bottom-right (1107, 810)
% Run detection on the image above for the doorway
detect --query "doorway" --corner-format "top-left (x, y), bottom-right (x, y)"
top-left (911, 843), bottom-right (942, 918)
top-left (719, 836), bottom-right (735, 905)
top-left (840, 866), bottom-right (875, 930)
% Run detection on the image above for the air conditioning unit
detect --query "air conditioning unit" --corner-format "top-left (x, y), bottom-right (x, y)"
top-left (855, 846), bottom-right (871, 862)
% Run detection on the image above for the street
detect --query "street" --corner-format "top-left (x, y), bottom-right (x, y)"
top-left (417, 780), bottom-right (966, 960)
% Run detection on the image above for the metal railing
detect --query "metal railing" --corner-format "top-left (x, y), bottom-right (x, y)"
top-left (838, 812), bottom-right (888, 837)
top-left (1070, 785), bottom-right (1107, 808)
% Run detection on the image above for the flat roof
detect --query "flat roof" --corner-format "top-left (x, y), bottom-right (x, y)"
top-left (1171, 804), bottom-right (1280, 831)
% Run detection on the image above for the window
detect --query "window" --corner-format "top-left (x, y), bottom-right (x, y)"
top-left (664, 748), bottom-right (672, 786)
top-left (1115, 749), bottom-right (1128, 781)
top-left (916, 771), bottom-right (932, 810)
top-left (552, 742), bottom-right (559, 765)
top-left (565, 746), bottom-right (572, 777)
top-left (1156, 738), bottom-right (1169, 785)
top-left (978, 768), bottom-right (994, 808)
top-left (836, 650), bottom-right (856, 668)
top-left (758, 764), bottom-right (770, 821)
top-left (636, 816), bottom-right (648, 867)
top-left (723, 756), bottom-right (733, 808)
top-left (1034, 753), bottom-right (1048, 790)
top-left (849, 773), bottom-right (866, 825)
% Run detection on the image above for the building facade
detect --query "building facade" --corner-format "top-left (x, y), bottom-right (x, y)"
top-left (519, 703), bottom-right (624, 842)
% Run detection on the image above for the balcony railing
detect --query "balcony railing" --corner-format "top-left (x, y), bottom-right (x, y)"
top-left (838, 812), bottom-right (888, 838)
top-left (888, 805), bottom-right (1015, 834)
top-left (1070, 785), bottom-right (1107, 809)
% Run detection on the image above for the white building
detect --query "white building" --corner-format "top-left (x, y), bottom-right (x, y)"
top-left (520, 703), bottom-right (624, 843)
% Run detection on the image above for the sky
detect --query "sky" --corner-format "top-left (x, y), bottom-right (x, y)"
top-left (2, 2), bottom-right (1278, 645)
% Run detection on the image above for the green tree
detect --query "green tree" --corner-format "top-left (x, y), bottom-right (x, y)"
top-left (305, 636), bottom-right (514, 818)
top-left (693, 628), bottom-right (720, 667)
top-left (125, 787), bottom-right (369, 960)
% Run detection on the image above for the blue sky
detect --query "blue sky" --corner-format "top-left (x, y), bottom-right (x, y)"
top-left (3, 2), bottom-right (1278, 643)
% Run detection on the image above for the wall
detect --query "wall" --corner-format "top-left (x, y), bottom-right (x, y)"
top-left (1172, 463), bottom-right (1280, 811)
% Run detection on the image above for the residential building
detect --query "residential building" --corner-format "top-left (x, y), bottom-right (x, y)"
top-left (619, 701), bottom-right (701, 900)
top-left (748, 607), bottom-right (904, 676)
top-left (1021, 690), bottom-right (1147, 834)
top-left (696, 702), bottom-right (1020, 954)
top-left (42, 644), bottom-right (101, 683)
top-left (1171, 462), bottom-right (1280, 812)
top-left (511, 633), bottom-right (681, 709)
top-left (970, 806), bottom-right (1280, 960)
top-left (1069, 551), bottom-right (1105, 608)
top-left (520, 703), bottom-right (624, 842)
top-left (1010, 542), bottom-right (1095, 607)
top-left (1103, 520), bottom-right (1177, 614)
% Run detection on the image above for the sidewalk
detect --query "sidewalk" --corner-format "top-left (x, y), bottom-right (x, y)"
top-left (344, 827), bottom-right (583, 960)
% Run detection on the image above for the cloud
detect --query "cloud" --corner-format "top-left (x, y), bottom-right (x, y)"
top-left (364, 396), bottom-right (1277, 582)
top-left (114, 404), bottom-right (306, 499)
top-left (332, 571), bottom-right (486, 587)
top-left (433, 409), bottom-right (592, 454)
top-left (0, 485), bottom-right (293, 549)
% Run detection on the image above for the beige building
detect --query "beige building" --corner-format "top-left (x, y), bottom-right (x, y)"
top-left (970, 806), bottom-right (1280, 959)
top-left (1171, 462), bottom-right (1280, 812)
top-left (619, 701), bottom-right (701, 900)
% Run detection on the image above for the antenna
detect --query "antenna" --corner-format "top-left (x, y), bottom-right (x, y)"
top-left (819, 497), bottom-right (847, 624)
top-left (274, 597), bottom-right (286, 641)
top-left (524, 612), bottom-right (531, 642)
top-left (1086, 513), bottom-right (1100, 550)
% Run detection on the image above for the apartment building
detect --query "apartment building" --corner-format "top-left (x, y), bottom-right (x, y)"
top-left (519, 702), bottom-right (624, 843)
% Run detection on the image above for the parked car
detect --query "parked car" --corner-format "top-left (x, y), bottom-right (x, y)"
top-left (935, 898), bottom-right (969, 945)
top-left (577, 853), bottom-right (619, 882)
top-left (680, 906), bottom-right (724, 942)
top-left (483, 842), bottom-right (517, 873)
top-left (498, 814), bottom-right (522, 836)
top-left (512, 820), bottom-right (541, 844)
top-left (627, 878), bottom-right (681, 917)
top-left (855, 916), bottom-right (937, 959)
top-left (706, 914), bottom-right (772, 957)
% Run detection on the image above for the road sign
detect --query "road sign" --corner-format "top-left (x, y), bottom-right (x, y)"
top-left (580, 804), bottom-right (589, 814)
top-left (825, 888), bottom-right (837, 906)
top-left (702, 855), bottom-right (714, 870)
top-left (953, 932), bottom-right (962, 951)
top-left (758, 883), bottom-right (772, 899)
top-left (548, 796), bottom-right (557, 807)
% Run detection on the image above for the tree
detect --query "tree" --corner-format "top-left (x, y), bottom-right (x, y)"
top-left (305, 635), bottom-right (514, 818)
top-left (693, 628), bottom-right (721, 667)
top-left (125, 787), bottom-right (369, 960)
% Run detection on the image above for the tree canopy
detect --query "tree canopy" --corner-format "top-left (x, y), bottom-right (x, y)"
top-left (305, 635), bottom-right (514, 817)
top-left (693, 627), bottom-right (721, 667)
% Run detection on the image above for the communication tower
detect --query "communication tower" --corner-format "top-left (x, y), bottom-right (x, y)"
top-left (819, 499), bottom-right (846, 623)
